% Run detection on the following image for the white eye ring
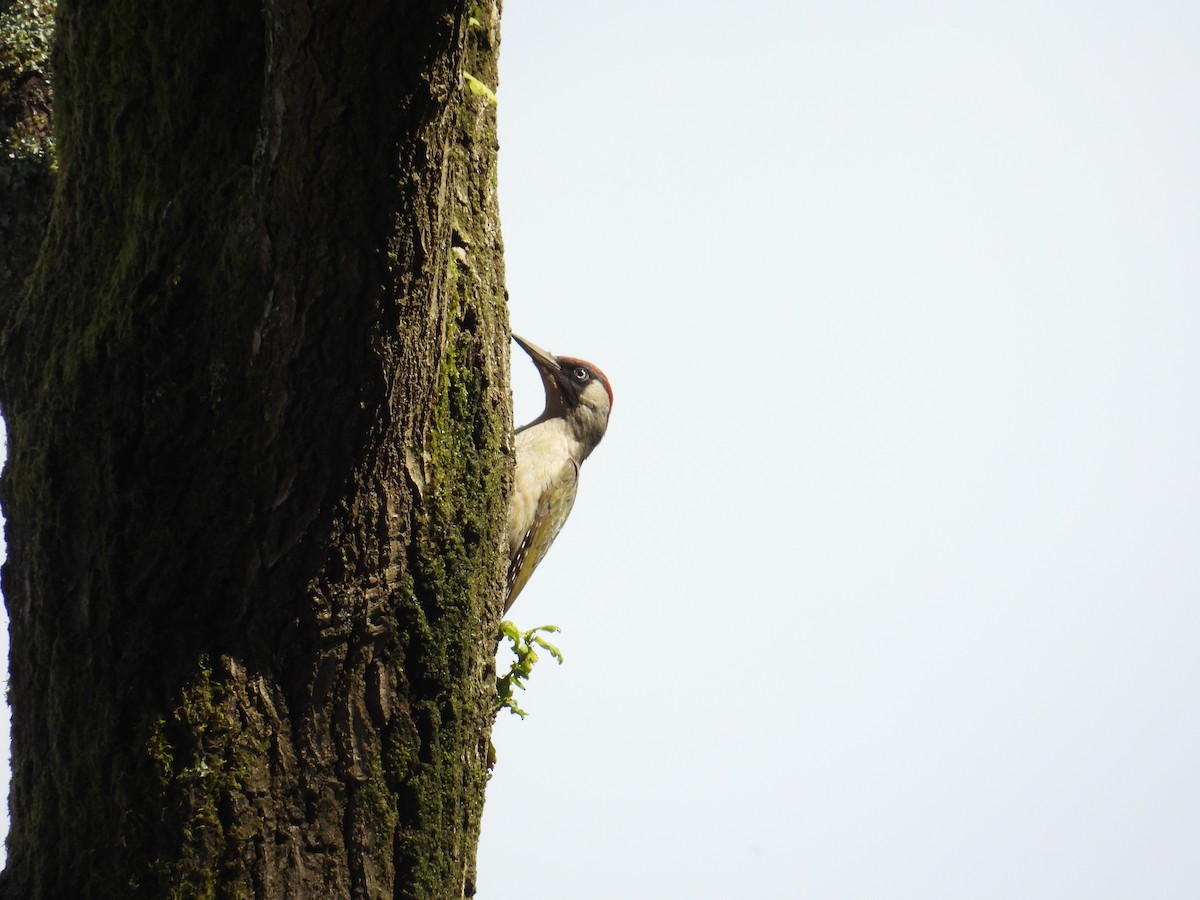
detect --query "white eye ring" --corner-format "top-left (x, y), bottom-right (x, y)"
top-left (573, 367), bottom-right (589, 381)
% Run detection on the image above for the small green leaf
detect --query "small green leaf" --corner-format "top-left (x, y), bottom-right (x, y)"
top-left (531, 635), bottom-right (563, 663)
top-left (462, 72), bottom-right (497, 105)
top-left (495, 621), bottom-right (565, 719)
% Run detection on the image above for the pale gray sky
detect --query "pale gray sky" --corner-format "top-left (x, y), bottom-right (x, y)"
top-left (480, 1), bottom-right (1200, 898)
top-left (5, 2), bottom-right (1200, 897)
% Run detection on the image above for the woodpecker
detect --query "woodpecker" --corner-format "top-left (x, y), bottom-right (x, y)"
top-left (506, 334), bottom-right (613, 612)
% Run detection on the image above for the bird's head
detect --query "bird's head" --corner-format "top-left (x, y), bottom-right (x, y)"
top-left (513, 334), bottom-right (612, 455)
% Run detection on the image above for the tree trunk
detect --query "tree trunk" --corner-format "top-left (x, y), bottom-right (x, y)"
top-left (0, 1), bottom-right (510, 896)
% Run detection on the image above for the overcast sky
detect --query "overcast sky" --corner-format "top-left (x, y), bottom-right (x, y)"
top-left (478, 1), bottom-right (1200, 898)
top-left (4, 1), bottom-right (1200, 896)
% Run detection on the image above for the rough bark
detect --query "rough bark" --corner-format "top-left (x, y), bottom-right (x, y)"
top-left (0, 1), bottom-right (509, 897)
top-left (0, 0), bottom-right (55, 294)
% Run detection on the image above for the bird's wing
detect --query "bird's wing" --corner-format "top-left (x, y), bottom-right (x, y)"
top-left (505, 458), bottom-right (579, 611)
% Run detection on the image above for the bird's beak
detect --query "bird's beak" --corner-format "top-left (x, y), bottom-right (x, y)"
top-left (512, 334), bottom-right (560, 374)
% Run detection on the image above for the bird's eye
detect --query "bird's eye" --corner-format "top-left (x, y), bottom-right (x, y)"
top-left (573, 367), bottom-right (589, 381)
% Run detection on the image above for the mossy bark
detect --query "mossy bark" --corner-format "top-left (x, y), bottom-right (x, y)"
top-left (0, 1), bottom-right (509, 897)
top-left (0, 0), bottom-right (56, 294)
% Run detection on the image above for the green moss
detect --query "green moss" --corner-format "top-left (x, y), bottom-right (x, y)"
top-left (0, 0), bottom-right (56, 305)
top-left (383, 11), bottom-right (509, 885)
top-left (358, 751), bottom-right (401, 874)
top-left (0, 0), bottom-right (53, 72)
top-left (0, 0), bottom-right (55, 158)
top-left (135, 657), bottom-right (267, 898)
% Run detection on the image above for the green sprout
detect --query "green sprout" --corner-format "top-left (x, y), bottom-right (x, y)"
top-left (496, 621), bottom-right (562, 719)
top-left (462, 72), bottom-right (497, 106)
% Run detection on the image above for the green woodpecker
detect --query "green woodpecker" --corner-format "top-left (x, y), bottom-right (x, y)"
top-left (506, 334), bottom-right (613, 611)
